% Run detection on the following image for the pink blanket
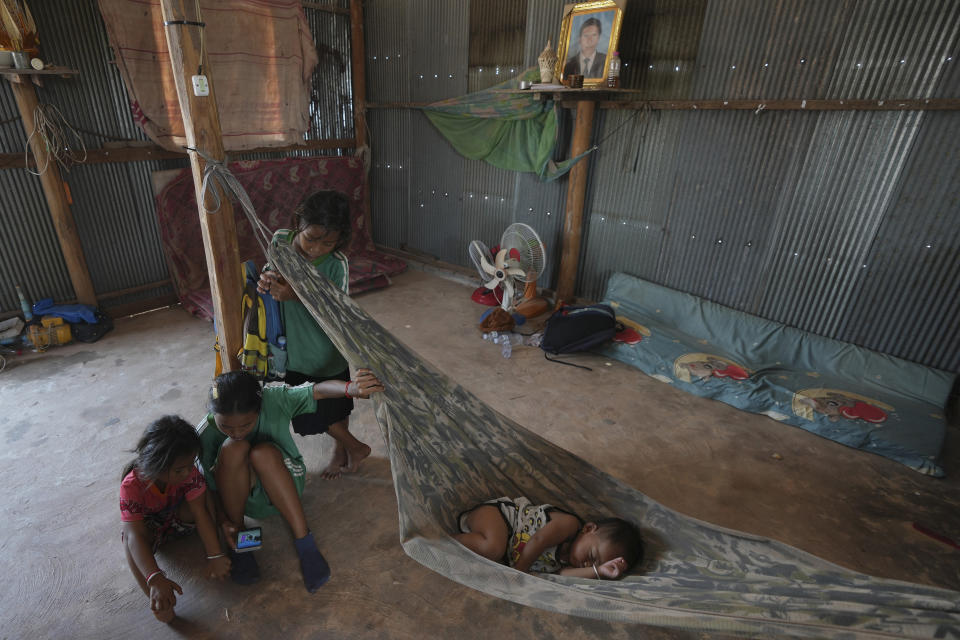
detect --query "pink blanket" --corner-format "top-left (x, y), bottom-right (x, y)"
top-left (155, 157), bottom-right (406, 320)
top-left (97, 0), bottom-right (318, 151)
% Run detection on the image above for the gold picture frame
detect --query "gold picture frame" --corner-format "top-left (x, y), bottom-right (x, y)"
top-left (556, 1), bottom-right (624, 87)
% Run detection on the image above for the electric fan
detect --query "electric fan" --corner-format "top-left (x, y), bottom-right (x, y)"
top-left (468, 239), bottom-right (524, 310)
top-left (468, 223), bottom-right (548, 317)
top-left (499, 223), bottom-right (548, 318)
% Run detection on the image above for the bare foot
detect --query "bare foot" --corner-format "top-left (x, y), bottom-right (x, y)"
top-left (321, 442), bottom-right (348, 479)
top-left (153, 607), bottom-right (175, 623)
top-left (342, 442), bottom-right (371, 474)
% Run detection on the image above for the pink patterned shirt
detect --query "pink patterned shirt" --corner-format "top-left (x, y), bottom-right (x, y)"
top-left (119, 467), bottom-right (205, 522)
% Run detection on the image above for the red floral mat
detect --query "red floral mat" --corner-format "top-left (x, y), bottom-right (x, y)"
top-left (155, 157), bottom-right (406, 320)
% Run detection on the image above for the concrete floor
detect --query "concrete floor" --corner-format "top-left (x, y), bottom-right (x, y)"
top-left (1, 268), bottom-right (958, 640)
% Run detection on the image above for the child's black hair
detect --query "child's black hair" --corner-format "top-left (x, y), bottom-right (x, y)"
top-left (292, 190), bottom-right (352, 252)
top-left (596, 517), bottom-right (644, 571)
top-left (121, 415), bottom-right (201, 480)
top-left (209, 370), bottom-right (263, 416)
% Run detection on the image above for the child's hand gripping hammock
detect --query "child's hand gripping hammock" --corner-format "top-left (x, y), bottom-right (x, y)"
top-left (209, 153), bottom-right (960, 640)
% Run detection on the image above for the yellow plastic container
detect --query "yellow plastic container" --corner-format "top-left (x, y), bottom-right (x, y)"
top-left (27, 317), bottom-right (73, 349)
top-left (41, 315), bottom-right (64, 328)
top-left (26, 324), bottom-right (48, 349)
top-left (52, 323), bottom-right (72, 344)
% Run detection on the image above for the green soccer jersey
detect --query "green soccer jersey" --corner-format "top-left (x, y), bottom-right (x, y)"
top-left (198, 385), bottom-right (317, 517)
top-left (271, 230), bottom-right (349, 378)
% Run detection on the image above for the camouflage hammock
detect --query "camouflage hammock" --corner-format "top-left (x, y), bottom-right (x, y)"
top-left (271, 242), bottom-right (960, 640)
top-left (422, 68), bottom-right (592, 181)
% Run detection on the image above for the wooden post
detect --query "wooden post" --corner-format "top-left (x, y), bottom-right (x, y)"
top-left (554, 99), bottom-right (596, 307)
top-left (8, 79), bottom-right (96, 305)
top-left (349, 0), bottom-right (374, 236)
top-left (160, 0), bottom-right (242, 371)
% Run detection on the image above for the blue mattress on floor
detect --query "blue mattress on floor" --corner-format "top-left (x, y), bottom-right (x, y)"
top-left (600, 272), bottom-right (955, 476)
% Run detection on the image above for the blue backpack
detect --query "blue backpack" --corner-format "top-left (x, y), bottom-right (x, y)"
top-left (245, 261), bottom-right (284, 346)
top-left (239, 261), bottom-right (286, 380)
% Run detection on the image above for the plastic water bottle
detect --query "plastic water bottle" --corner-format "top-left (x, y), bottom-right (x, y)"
top-left (606, 51), bottom-right (621, 88)
top-left (271, 335), bottom-right (287, 378)
top-left (524, 331), bottom-right (544, 348)
top-left (16, 285), bottom-right (32, 321)
top-left (500, 334), bottom-right (512, 358)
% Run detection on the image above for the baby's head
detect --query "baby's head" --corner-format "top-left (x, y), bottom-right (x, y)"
top-left (568, 517), bottom-right (643, 577)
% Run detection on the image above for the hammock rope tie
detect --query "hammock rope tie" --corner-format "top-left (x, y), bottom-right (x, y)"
top-left (186, 146), bottom-right (274, 257)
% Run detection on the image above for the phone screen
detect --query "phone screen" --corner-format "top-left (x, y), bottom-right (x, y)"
top-left (236, 527), bottom-right (262, 551)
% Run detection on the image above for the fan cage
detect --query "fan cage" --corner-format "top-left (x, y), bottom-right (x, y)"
top-left (500, 223), bottom-right (546, 282)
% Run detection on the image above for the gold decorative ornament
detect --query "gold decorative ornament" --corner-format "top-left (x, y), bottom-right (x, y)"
top-left (537, 39), bottom-right (557, 84)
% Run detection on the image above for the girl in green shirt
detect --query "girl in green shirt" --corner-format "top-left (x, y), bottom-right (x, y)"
top-left (257, 190), bottom-right (372, 480)
top-left (199, 368), bottom-right (383, 591)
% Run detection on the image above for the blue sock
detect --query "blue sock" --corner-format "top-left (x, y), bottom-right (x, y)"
top-left (229, 550), bottom-right (260, 585)
top-left (294, 531), bottom-right (330, 592)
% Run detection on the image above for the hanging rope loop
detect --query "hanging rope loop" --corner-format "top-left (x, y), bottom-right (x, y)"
top-left (184, 146), bottom-right (273, 257)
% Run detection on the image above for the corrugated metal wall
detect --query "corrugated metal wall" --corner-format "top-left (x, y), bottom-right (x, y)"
top-left (1, 1), bottom-right (956, 372)
top-left (367, 0), bottom-right (568, 286)
top-left (0, 0), bottom-right (352, 314)
top-left (0, 0), bottom-right (171, 314)
top-left (365, 0), bottom-right (960, 372)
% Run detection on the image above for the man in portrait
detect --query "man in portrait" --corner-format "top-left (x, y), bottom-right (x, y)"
top-left (563, 16), bottom-right (607, 78)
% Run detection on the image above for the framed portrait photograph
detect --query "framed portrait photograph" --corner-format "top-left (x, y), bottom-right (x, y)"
top-left (556, 1), bottom-right (624, 87)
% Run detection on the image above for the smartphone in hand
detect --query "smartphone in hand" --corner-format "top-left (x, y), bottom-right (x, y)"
top-left (236, 527), bottom-right (262, 552)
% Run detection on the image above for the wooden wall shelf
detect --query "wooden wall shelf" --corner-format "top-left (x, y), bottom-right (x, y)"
top-left (1, 67), bottom-right (79, 86)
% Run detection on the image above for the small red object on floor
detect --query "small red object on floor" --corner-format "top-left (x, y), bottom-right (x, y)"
top-left (912, 522), bottom-right (960, 549)
top-left (613, 327), bottom-right (643, 345)
top-left (471, 286), bottom-right (503, 306)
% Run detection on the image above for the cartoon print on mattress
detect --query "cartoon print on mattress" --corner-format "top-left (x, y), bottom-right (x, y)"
top-left (674, 353), bottom-right (751, 383)
top-left (792, 389), bottom-right (891, 424)
top-left (613, 315), bottom-right (650, 345)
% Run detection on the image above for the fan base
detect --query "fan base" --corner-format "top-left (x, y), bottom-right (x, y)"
top-left (514, 296), bottom-right (550, 319)
top-left (471, 286), bottom-right (503, 306)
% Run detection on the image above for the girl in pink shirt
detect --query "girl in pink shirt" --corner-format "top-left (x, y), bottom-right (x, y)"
top-left (120, 416), bottom-right (229, 622)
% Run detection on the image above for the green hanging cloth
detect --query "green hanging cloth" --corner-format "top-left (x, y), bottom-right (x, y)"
top-left (421, 68), bottom-right (592, 181)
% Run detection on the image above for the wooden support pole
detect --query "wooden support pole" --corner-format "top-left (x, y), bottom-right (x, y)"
top-left (554, 99), bottom-right (596, 307)
top-left (8, 80), bottom-right (97, 305)
top-left (349, 0), bottom-right (374, 237)
top-left (350, 0), bottom-right (368, 150)
top-left (160, 0), bottom-right (242, 372)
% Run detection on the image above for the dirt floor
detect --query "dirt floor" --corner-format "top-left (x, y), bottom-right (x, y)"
top-left (1, 268), bottom-right (958, 640)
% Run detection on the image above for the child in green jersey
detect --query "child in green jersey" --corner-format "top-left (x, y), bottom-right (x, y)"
top-left (257, 190), bottom-right (371, 480)
top-left (199, 368), bottom-right (383, 591)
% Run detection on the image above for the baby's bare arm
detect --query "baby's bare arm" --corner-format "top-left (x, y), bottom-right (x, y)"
top-left (513, 512), bottom-right (580, 573)
top-left (558, 556), bottom-right (628, 580)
